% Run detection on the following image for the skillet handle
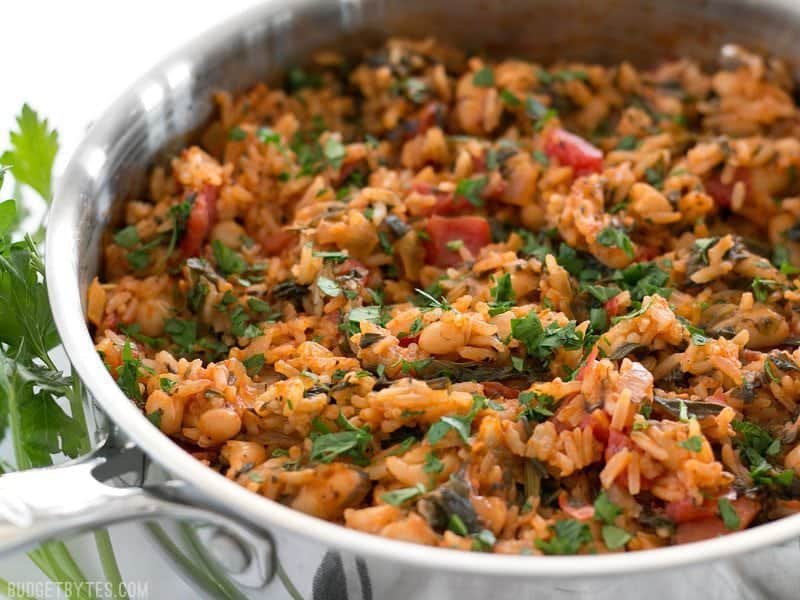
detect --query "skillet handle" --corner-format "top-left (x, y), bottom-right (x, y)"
top-left (0, 445), bottom-right (276, 590)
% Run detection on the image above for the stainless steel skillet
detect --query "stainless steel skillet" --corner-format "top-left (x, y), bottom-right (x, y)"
top-left (5, 0), bottom-right (800, 597)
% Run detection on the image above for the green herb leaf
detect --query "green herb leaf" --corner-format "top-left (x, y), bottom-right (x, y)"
top-left (455, 176), bottom-right (488, 207)
top-left (473, 67), bottom-right (495, 87)
top-left (310, 413), bottom-right (372, 465)
top-left (381, 483), bottom-right (426, 506)
top-left (211, 239), bottom-right (247, 276)
top-left (597, 226), bottom-right (634, 258)
top-left (601, 525), bottom-right (631, 550)
top-left (718, 498), bottom-right (740, 530)
top-left (679, 435), bottom-right (703, 453)
top-left (324, 137), bottom-right (346, 170)
top-left (243, 353), bottom-right (266, 376)
top-left (317, 275), bottom-right (341, 297)
top-left (593, 491), bottom-right (622, 525)
top-left (0, 104), bottom-right (58, 201)
top-left (488, 272), bottom-right (515, 316)
top-left (535, 519), bottom-right (592, 555)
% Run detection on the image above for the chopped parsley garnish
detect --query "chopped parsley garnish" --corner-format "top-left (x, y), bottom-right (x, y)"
top-left (500, 89), bottom-right (521, 107)
top-left (615, 136), bottom-right (638, 150)
top-left (317, 275), bottom-right (341, 297)
top-left (228, 127), bottom-right (247, 141)
top-left (116, 342), bottom-right (145, 402)
top-left (243, 353), bottom-right (266, 376)
top-left (310, 412), bottom-right (372, 465)
top-left (472, 67), bottom-right (495, 87)
top-left (752, 278), bottom-right (782, 303)
top-left (488, 272), bottom-right (515, 316)
top-left (159, 377), bottom-right (176, 393)
top-left (446, 239), bottom-right (464, 252)
top-left (511, 311), bottom-right (583, 364)
top-left (323, 137), bottom-right (346, 170)
top-left (718, 498), bottom-right (740, 530)
top-left (601, 525), bottom-right (631, 550)
top-left (164, 318), bottom-right (197, 353)
top-left (381, 483), bottom-right (426, 506)
top-left (679, 435), bottom-right (703, 453)
top-left (146, 409), bottom-right (163, 428)
top-left (455, 175), bottom-right (488, 207)
top-left (518, 391), bottom-right (555, 422)
top-left (535, 519), bottom-right (592, 555)
top-left (212, 239), bottom-right (247, 276)
top-left (597, 226), bottom-right (634, 258)
top-left (113, 226), bottom-right (139, 248)
top-left (593, 491), bottom-right (622, 525)
top-left (423, 452), bottom-right (444, 474)
top-left (427, 395), bottom-right (485, 444)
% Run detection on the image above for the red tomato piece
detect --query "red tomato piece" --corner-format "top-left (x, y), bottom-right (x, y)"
top-left (665, 498), bottom-right (717, 524)
top-left (604, 295), bottom-right (621, 318)
top-left (260, 230), bottom-right (298, 256)
top-left (398, 335), bottom-right (420, 348)
top-left (704, 168), bottom-right (749, 209)
top-left (424, 215), bottom-right (491, 268)
top-left (574, 346), bottom-right (599, 382)
top-left (432, 191), bottom-right (473, 216)
top-left (559, 492), bottom-right (595, 521)
top-left (180, 184), bottom-right (218, 258)
top-left (605, 429), bottom-right (633, 460)
top-left (672, 496), bottom-right (760, 544)
top-left (544, 128), bottom-right (603, 176)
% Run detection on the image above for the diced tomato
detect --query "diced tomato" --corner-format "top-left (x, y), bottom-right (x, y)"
top-left (398, 335), bottom-right (420, 348)
top-left (180, 184), bottom-right (218, 258)
top-left (433, 191), bottom-right (474, 215)
top-left (544, 128), bottom-right (603, 176)
top-left (605, 429), bottom-right (633, 460)
top-left (742, 349), bottom-right (762, 362)
top-left (559, 492), bottom-right (595, 521)
top-left (704, 168), bottom-right (749, 209)
top-left (424, 215), bottom-right (491, 268)
top-left (482, 381), bottom-right (520, 399)
top-left (260, 230), bottom-right (297, 256)
top-left (574, 346), bottom-right (599, 382)
top-left (604, 295), bottom-right (621, 318)
top-left (635, 245), bottom-right (661, 261)
top-left (410, 182), bottom-right (471, 216)
top-left (665, 498), bottom-right (717, 523)
top-left (672, 496), bottom-right (760, 544)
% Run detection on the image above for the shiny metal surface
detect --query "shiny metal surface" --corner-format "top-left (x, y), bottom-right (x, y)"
top-left (0, 440), bottom-right (276, 589)
top-left (41, 0), bottom-right (800, 587)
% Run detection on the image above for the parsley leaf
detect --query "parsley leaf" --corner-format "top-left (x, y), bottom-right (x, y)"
top-left (601, 525), bottom-right (631, 550)
top-left (310, 413), bottom-right (372, 465)
top-left (718, 498), bottom-right (741, 530)
top-left (0, 104), bottom-right (58, 201)
top-left (212, 240), bottom-right (247, 276)
top-left (473, 67), bottom-right (495, 87)
top-left (488, 272), bottom-right (515, 316)
top-left (317, 275), bottom-right (341, 297)
top-left (597, 226), bottom-right (634, 258)
top-left (535, 519), bottom-right (592, 555)
top-left (381, 483), bottom-right (426, 506)
top-left (679, 435), bottom-right (703, 452)
top-left (593, 492), bottom-right (622, 525)
top-left (511, 312), bottom-right (583, 364)
top-left (455, 176), bottom-right (488, 207)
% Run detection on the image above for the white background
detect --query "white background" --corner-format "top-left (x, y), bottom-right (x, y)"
top-left (0, 1), bottom-right (264, 599)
